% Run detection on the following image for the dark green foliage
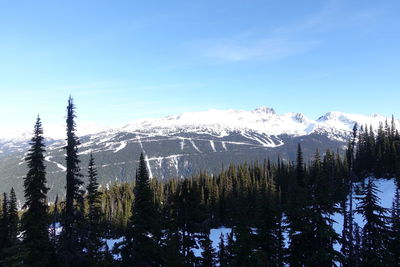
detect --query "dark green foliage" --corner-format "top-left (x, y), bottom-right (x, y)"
top-left (199, 231), bottom-right (216, 267)
top-left (388, 179), bottom-right (400, 265)
top-left (254, 169), bottom-right (284, 266)
top-left (21, 117), bottom-right (53, 266)
top-left (119, 153), bottom-right (162, 266)
top-left (217, 234), bottom-right (228, 267)
top-left (287, 148), bottom-right (340, 266)
top-left (356, 178), bottom-right (390, 266)
top-left (1, 188), bottom-right (23, 266)
top-left (85, 153), bottom-right (106, 264)
top-left (0, 193), bottom-right (9, 261)
top-left (354, 119), bottom-right (400, 179)
top-left (60, 96), bottom-right (85, 265)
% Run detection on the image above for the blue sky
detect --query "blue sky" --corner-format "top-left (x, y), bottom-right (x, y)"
top-left (0, 0), bottom-right (399, 129)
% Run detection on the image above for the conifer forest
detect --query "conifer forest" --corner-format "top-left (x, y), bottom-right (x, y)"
top-left (0, 98), bottom-right (399, 267)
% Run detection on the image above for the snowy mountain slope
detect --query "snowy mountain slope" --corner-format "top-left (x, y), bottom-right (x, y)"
top-left (0, 107), bottom-right (395, 148)
top-left (116, 107), bottom-right (393, 139)
top-left (0, 107), bottom-right (397, 200)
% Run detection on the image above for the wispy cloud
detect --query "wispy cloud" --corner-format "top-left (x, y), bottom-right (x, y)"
top-left (194, 0), bottom-right (384, 64)
top-left (200, 37), bottom-right (320, 63)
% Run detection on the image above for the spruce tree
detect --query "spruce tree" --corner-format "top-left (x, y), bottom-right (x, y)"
top-left (254, 173), bottom-right (284, 266)
top-left (0, 193), bottom-right (9, 260)
top-left (388, 179), bottom-right (400, 265)
top-left (287, 144), bottom-right (309, 266)
top-left (50, 195), bottom-right (59, 247)
top-left (342, 124), bottom-right (358, 265)
top-left (1, 188), bottom-right (23, 266)
top-left (120, 153), bottom-right (161, 266)
top-left (217, 233), bottom-right (228, 267)
top-left (21, 116), bottom-right (53, 266)
top-left (199, 231), bottom-right (216, 267)
top-left (60, 96), bottom-right (84, 265)
top-left (8, 188), bottom-right (18, 246)
top-left (356, 178), bottom-right (389, 266)
top-left (85, 153), bottom-right (105, 264)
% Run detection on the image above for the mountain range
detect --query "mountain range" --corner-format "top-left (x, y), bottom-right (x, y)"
top-left (0, 107), bottom-right (396, 201)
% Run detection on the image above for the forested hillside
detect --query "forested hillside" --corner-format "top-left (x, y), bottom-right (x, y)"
top-left (0, 99), bottom-right (399, 266)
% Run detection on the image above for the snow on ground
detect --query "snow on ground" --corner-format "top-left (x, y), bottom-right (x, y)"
top-left (104, 237), bottom-right (124, 259)
top-left (114, 141), bottom-right (127, 153)
top-left (118, 107), bottom-right (398, 141)
top-left (210, 227), bottom-right (232, 248)
top-left (222, 141), bottom-right (227, 151)
top-left (332, 178), bottom-right (396, 251)
top-left (210, 140), bottom-right (216, 152)
top-left (192, 227), bottom-right (232, 257)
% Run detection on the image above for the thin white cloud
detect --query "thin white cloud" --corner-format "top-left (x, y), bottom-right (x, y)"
top-left (194, 0), bottom-right (384, 64)
top-left (201, 38), bottom-right (320, 63)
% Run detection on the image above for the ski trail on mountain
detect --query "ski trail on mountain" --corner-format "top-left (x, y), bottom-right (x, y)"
top-left (179, 137), bottom-right (185, 150)
top-left (210, 140), bottom-right (216, 152)
top-left (114, 141), bottom-right (127, 153)
top-left (45, 156), bottom-right (67, 172)
top-left (189, 138), bottom-right (202, 153)
top-left (222, 141), bottom-right (227, 151)
top-left (136, 135), bottom-right (153, 179)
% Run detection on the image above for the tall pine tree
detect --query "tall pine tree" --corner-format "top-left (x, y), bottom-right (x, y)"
top-left (120, 153), bottom-right (161, 266)
top-left (356, 178), bottom-right (389, 266)
top-left (388, 179), bottom-right (400, 265)
top-left (60, 96), bottom-right (85, 266)
top-left (85, 153), bottom-right (105, 264)
top-left (21, 116), bottom-right (53, 266)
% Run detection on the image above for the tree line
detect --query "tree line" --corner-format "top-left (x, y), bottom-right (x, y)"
top-left (0, 98), bottom-right (399, 266)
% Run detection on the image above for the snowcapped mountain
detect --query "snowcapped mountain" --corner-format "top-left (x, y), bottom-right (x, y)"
top-left (97, 107), bottom-right (393, 140)
top-left (0, 107), bottom-right (397, 200)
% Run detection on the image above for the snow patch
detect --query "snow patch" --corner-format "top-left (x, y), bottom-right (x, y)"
top-left (222, 141), bottom-right (227, 151)
top-left (136, 135), bottom-right (153, 179)
top-left (45, 156), bottom-right (67, 172)
top-left (210, 140), bottom-right (216, 152)
top-left (114, 141), bottom-right (127, 153)
top-left (189, 138), bottom-right (202, 153)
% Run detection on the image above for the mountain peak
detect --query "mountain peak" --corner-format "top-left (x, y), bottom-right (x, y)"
top-left (252, 106), bottom-right (276, 114)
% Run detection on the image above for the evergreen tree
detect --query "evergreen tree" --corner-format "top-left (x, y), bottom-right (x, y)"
top-left (199, 231), bottom-right (216, 267)
top-left (287, 144), bottom-right (308, 266)
top-left (21, 116), bottom-right (53, 266)
top-left (120, 153), bottom-right (161, 266)
top-left (174, 179), bottom-right (207, 265)
top-left (50, 195), bottom-right (60, 247)
top-left (85, 153), bottom-right (105, 264)
top-left (0, 193), bottom-right (9, 261)
top-left (1, 188), bottom-right (23, 266)
top-left (217, 233), bottom-right (228, 267)
top-left (225, 231), bottom-right (235, 266)
top-left (254, 173), bottom-right (284, 266)
top-left (342, 124), bottom-right (358, 265)
top-left (231, 222), bottom-right (255, 266)
top-left (8, 188), bottom-right (18, 246)
top-left (388, 179), bottom-right (400, 265)
top-left (60, 96), bottom-right (85, 265)
top-left (356, 178), bottom-right (389, 266)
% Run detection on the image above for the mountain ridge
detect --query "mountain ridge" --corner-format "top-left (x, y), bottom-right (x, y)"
top-left (0, 107), bottom-right (394, 143)
top-left (0, 107), bottom-right (397, 200)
